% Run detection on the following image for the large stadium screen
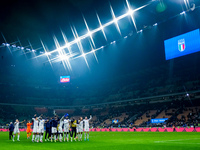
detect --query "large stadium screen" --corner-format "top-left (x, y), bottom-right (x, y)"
top-left (164, 29), bottom-right (200, 60)
top-left (60, 76), bottom-right (70, 83)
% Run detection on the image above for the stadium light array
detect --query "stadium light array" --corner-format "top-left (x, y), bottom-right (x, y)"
top-left (2, 0), bottom-right (196, 72)
top-left (41, 0), bottom-right (153, 58)
top-left (32, 0), bottom-right (154, 71)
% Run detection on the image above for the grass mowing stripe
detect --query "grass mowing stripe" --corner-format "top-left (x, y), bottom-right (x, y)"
top-left (0, 132), bottom-right (200, 150)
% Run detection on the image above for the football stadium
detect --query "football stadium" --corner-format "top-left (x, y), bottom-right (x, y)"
top-left (1, 0), bottom-right (200, 149)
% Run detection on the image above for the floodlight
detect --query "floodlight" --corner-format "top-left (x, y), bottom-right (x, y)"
top-left (45, 52), bottom-right (51, 56)
top-left (180, 11), bottom-right (185, 15)
top-left (59, 54), bottom-right (68, 60)
top-left (127, 9), bottom-right (134, 16)
top-left (66, 43), bottom-right (70, 48)
top-left (82, 53), bottom-right (86, 57)
top-left (153, 23), bottom-right (158, 26)
top-left (6, 43), bottom-right (10, 47)
top-left (113, 17), bottom-right (119, 23)
top-left (75, 38), bottom-right (80, 43)
top-left (87, 31), bottom-right (93, 37)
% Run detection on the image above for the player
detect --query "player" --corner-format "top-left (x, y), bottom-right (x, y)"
top-left (38, 115), bottom-right (45, 142)
top-left (70, 117), bottom-right (77, 142)
top-left (83, 115), bottom-right (92, 141)
top-left (63, 115), bottom-right (71, 142)
top-left (44, 118), bottom-right (51, 141)
top-left (26, 121), bottom-right (32, 139)
top-left (77, 117), bottom-right (83, 141)
top-left (58, 115), bottom-right (64, 142)
top-left (13, 119), bottom-right (25, 142)
top-left (32, 114), bottom-right (40, 142)
top-left (50, 116), bottom-right (58, 142)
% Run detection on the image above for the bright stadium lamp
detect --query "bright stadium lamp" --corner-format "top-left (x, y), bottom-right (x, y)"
top-left (180, 11), bottom-right (185, 15)
top-left (6, 43), bottom-right (10, 47)
top-left (66, 43), bottom-right (70, 48)
top-left (59, 54), bottom-right (68, 60)
top-left (100, 25), bottom-right (104, 30)
top-left (127, 9), bottom-right (134, 16)
top-left (82, 53), bottom-right (86, 57)
top-left (113, 17), bottom-right (119, 23)
top-left (87, 31), bottom-right (93, 37)
top-left (75, 38), bottom-right (80, 43)
top-left (153, 23), bottom-right (158, 26)
top-left (45, 52), bottom-right (51, 56)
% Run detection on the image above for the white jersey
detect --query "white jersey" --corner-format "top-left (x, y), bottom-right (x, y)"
top-left (63, 119), bottom-right (70, 132)
top-left (39, 119), bottom-right (45, 129)
top-left (32, 118), bottom-right (39, 129)
top-left (64, 119), bottom-right (70, 128)
top-left (78, 120), bottom-right (83, 132)
top-left (59, 120), bottom-right (64, 128)
top-left (14, 122), bottom-right (19, 130)
top-left (83, 116), bottom-right (92, 130)
top-left (14, 122), bottom-right (20, 134)
top-left (78, 120), bottom-right (83, 129)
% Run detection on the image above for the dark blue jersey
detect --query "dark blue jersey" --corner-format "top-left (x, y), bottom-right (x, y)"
top-left (45, 121), bottom-right (51, 129)
top-left (9, 124), bottom-right (14, 131)
top-left (50, 119), bottom-right (58, 127)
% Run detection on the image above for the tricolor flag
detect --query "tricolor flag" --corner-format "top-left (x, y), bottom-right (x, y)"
top-left (178, 39), bottom-right (186, 52)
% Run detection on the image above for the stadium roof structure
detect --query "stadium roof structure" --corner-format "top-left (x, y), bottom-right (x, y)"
top-left (1, 0), bottom-right (200, 70)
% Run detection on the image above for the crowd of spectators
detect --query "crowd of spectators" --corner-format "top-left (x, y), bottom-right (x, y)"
top-left (1, 55), bottom-right (200, 128)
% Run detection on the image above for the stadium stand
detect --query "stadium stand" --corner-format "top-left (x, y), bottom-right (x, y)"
top-left (1, 57), bottom-right (200, 129)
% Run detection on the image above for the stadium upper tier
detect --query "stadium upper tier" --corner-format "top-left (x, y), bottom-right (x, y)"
top-left (0, 59), bottom-right (200, 106)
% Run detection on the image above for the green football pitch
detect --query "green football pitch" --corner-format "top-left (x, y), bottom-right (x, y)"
top-left (0, 132), bottom-right (200, 150)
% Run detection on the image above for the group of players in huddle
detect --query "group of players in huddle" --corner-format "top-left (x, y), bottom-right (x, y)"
top-left (12, 113), bottom-right (92, 143)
